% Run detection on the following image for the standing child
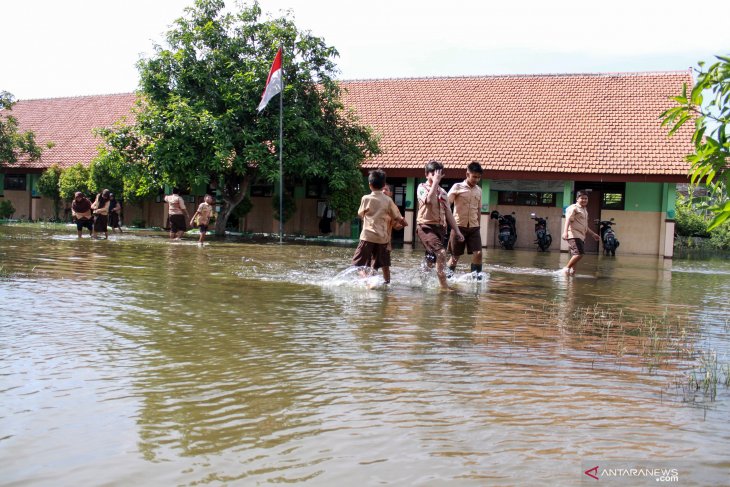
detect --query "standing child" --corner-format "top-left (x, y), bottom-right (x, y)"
top-left (108, 193), bottom-right (123, 233)
top-left (190, 194), bottom-right (215, 245)
top-left (416, 160), bottom-right (464, 290)
top-left (447, 161), bottom-right (484, 278)
top-left (91, 189), bottom-right (111, 240)
top-left (165, 188), bottom-right (189, 240)
top-left (352, 169), bottom-right (407, 284)
top-left (71, 192), bottom-right (93, 238)
top-left (562, 190), bottom-right (600, 275)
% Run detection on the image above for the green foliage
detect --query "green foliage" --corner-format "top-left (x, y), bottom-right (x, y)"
top-left (127, 0), bottom-right (378, 235)
top-left (709, 222), bottom-right (730, 250)
top-left (272, 190), bottom-right (296, 223)
top-left (0, 199), bottom-right (15, 218)
top-left (37, 164), bottom-right (63, 219)
top-left (662, 54), bottom-right (730, 230)
top-left (675, 193), bottom-right (710, 237)
top-left (93, 122), bottom-right (159, 202)
top-left (1, 91), bottom-right (43, 166)
top-left (58, 163), bottom-right (90, 200)
top-left (327, 172), bottom-right (368, 223)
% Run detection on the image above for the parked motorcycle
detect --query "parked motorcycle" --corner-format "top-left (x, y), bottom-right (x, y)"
top-left (490, 210), bottom-right (517, 250)
top-left (530, 213), bottom-right (552, 251)
top-left (597, 219), bottom-right (620, 256)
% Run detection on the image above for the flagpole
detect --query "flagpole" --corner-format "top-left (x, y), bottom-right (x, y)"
top-left (278, 46), bottom-right (284, 244)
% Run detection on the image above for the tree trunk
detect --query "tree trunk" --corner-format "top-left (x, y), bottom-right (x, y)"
top-left (213, 176), bottom-right (250, 236)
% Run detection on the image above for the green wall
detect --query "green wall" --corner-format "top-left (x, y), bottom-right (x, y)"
top-left (625, 182), bottom-right (663, 212)
top-left (0, 174), bottom-right (4, 196)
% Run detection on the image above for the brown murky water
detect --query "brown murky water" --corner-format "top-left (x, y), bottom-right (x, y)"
top-left (1, 224), bottom-right (729, 485)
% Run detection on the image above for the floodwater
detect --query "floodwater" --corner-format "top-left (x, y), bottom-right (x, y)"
top-left (1, 224), bottom-right (729, 486)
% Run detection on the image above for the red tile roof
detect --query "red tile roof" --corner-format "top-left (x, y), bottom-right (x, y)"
top-left (340, 72), bottom-right (694, 180)
top-left (3, 72), bottom-right (694, 181)
top-left (2, 93), bottom-right (136, 170)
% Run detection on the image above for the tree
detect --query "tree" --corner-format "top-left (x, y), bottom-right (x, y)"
top-left (58, 163), bottom-right (91, 201)
top-left (0, 91), bottom-right (43, 166)
top-left (37, 163), bottom-right (63, 220)
top-left (662, 54), bottom-right (730, 230)
top-left (124, 0), bottom-right (378, 235)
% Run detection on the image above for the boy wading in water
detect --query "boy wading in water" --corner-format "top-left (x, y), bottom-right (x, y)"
top-left (447, 161), bottom-right (484, 279)
top-left (416, 160), bottom-right (464, 290)
top-left (351, 169), bottom-right (408, 284)
top-left (190, 194), bottom-right (215, 245)
top-left (562, 190), bottom-right (600, 275)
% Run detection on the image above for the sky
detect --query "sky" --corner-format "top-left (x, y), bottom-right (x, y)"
top-left (3, 0), bottom-right (729, 100)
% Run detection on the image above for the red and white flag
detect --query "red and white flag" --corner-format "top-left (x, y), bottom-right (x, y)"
top-left (257, 48), bottom-right (283, 112)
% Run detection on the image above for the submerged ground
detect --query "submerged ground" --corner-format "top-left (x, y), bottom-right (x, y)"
top-left (1, 224), bottom-right (729, 485)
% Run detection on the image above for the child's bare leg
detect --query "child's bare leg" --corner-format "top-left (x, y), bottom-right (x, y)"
top-left (435, 250), bottom-right (449, 289)
top-left (382, 266), bottom-right (391, 284)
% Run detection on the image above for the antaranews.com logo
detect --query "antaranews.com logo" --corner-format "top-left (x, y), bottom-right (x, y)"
top-left (582, 462), bottom-right (680, 484)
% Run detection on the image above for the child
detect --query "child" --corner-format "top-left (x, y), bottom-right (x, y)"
top-left (447, 161), bottom-right (484, 277)
top-left (352, 169), bottom-right (407, 284)
top-left (190, 194), bottom-right (215, 244)
top-left (165, 188), bottom-right (189, 240)
top-left (562, 190), bottom-right (600, 275)
top-left (91, 189), bottom-right (111, 240)
top-left (416, 160), bottom-right (464, 290)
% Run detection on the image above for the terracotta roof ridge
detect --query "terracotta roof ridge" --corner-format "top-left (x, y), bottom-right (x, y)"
top-left (17, 92), bottom-right (136, 102)
top-left (338, 70), bottom-right (693, 83)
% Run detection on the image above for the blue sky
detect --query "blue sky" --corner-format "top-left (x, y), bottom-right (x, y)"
top-left (3, 0), bottom-right (728, 100)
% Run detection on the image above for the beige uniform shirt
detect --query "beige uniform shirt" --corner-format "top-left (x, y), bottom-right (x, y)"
top-left (447, 181), bottom-right (481, 228)
top-left (416, 182), bottom-right (447, 226)
top-left (358, 190), bottom-right (402, 244)
top-left (565, 203), bottom-right (589, 240)
top-left (165, 194), bottom-right (187, 215)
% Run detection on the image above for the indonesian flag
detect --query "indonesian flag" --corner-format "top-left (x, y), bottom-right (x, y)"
top-left (257, 48), bottom-right (283, 112)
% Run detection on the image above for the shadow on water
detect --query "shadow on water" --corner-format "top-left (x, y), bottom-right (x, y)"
top-left (1, 224), bottom-right (730, 485)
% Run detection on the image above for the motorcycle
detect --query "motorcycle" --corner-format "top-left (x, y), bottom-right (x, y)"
top-left (490, 210), bottom-right (517, 250)
top-left (530, 213), bottom-right (552, 251)
top-left (597, 219), bottom-right (620, 256)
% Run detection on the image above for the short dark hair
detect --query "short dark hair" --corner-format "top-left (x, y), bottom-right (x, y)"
top-left (368, 169), bottom-right (387, 190)
top-left (425, 160), bottom-right (444, 174)
top-left (576, 190), bottom-right (589, 198)
top-left (467, 161), bottom-right (483, 174)
top-left (172, 187), bottom-right (181, 195)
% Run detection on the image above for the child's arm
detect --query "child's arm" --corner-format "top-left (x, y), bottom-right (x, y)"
top-left (562, 206), bottom-right (572, 240)
top-left (443, 202), bottom-right (464, 241)
top-left (190, 210), bottom-right (200, 226)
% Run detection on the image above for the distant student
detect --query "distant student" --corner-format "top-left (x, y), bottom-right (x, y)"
top-left (447, 161), bottom-right (484, 277)
top-left (71, 192), bottom-right (93, 238)
top-left (562, 190), bottom-right (600, 275)
top-left (190, 194), bottom-right (215, 244)
top-left (91, 189), bottom-right (111, 240)
top-left (416, 160), bottom-right (464, 290)
top-left (165, 188), bottom-right (189, 240)
top-left (352, 169), bottom-right (407, 284)
top-left (108, 193), bottom-right (123, 233)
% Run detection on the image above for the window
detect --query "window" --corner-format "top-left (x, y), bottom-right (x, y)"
top-left (602, 192), bottom-right (624, 210)
top-left (497, 191), bottom-right (555, 206)
top-left (306, 179), bottom-right (328, 199)
top-left (3, 174), bottom-right (26, 191)
top-left (250, 184), bottom-right (274, 197)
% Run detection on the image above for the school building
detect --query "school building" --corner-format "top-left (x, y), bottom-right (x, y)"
top-left (1, 71), bottom-right (693, 257)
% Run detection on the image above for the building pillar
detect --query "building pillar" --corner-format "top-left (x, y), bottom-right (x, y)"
top-left (480, 178), bottom-right (491, 248)
top-left (404, 177), bottom-right (416, 247)
top-left (560, 181), bottom-right (573, 252)
top-left (661, 182), bottom-right (676, 259)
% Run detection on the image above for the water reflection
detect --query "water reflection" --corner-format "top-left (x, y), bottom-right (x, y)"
top-left (1, 224), bottom-right (729, 485)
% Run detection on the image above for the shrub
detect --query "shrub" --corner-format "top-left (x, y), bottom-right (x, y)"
top-left (675, 195), bottom-right (709, 237)
top-left (0, 199), bottom-right (16, 218)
